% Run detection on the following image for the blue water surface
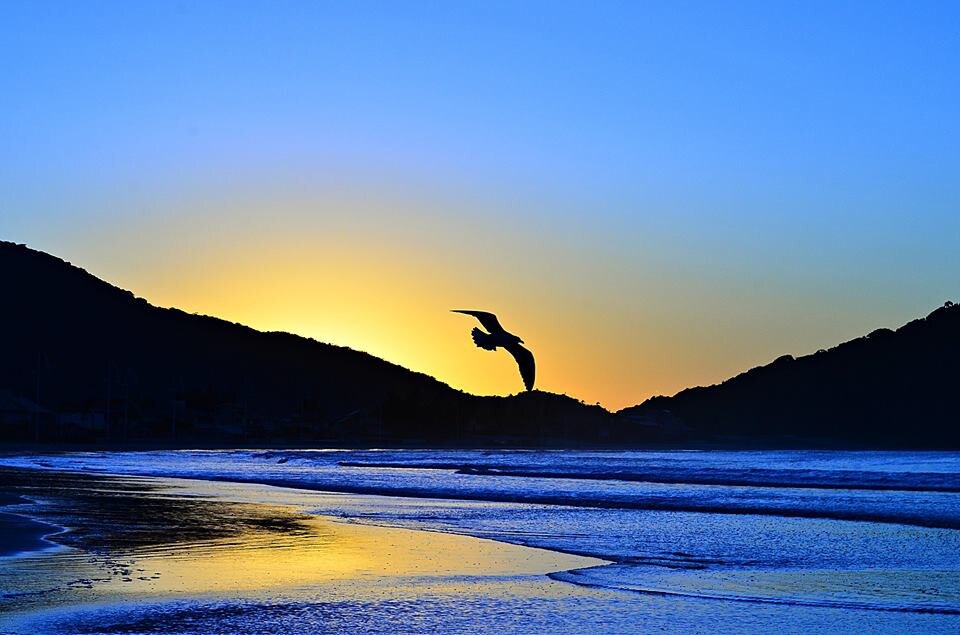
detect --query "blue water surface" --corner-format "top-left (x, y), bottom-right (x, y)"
top-left (2, 449), bottom-right (959, 629)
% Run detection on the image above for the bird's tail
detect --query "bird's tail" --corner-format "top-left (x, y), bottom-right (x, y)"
top-left (471, 327), bottom-right (498, 351)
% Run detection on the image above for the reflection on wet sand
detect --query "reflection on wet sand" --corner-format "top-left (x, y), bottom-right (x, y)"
top-left (0, 468), bottom-right (601, 619)
top-left (113, 515), bottom-right (600, 595)
top-left (3, 467), bottom-right (960, 635)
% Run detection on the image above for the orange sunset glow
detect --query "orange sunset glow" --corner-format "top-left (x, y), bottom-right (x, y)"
top-left (33, 180), bottom-right (922, 410)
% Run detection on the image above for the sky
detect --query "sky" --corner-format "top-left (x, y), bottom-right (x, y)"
top-left (1, 1), bottom-right (958, 409)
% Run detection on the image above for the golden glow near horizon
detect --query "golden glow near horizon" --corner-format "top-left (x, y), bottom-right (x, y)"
top-left (5, 2), bottom-right (960, 411)
top-left (43, 183), bottom-right (925, 411)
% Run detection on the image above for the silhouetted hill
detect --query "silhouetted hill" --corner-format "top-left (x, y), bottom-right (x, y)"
top-left (0, 241), bottom-right (613, 446)
top-left (4, 241), bottom-right (957, 448)
top-left (619, 302), bottom-right (960, 447)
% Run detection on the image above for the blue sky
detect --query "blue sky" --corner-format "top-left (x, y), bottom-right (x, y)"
top-left (2, 1), bottom-right (958, 406)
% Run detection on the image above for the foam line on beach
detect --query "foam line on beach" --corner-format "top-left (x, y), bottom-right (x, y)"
top-left (181, 475), bottom-right (960, 530)
top-left (549, 568), bottom-right (960, 616)
top-left (6, 462), bottom-right (960, 532)
top-left (0, 496), bottom-right (66, 559)
top-left (336, 460), bottom-right (960, 493)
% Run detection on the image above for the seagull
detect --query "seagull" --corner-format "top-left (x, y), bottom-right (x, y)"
top-left (451, 310), bottom-right (535, 391)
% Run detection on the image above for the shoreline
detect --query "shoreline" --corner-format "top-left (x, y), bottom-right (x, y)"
top-left (5, 458), bottom-right (959, 533)
top-left (5, 440), bottom-right (960, 452)
top-left (0, 493), bottom-right (63, 559)
top-left (0, 466), bottom-right (604, 625)
top-left (3, 461), bottom-right (959, 633)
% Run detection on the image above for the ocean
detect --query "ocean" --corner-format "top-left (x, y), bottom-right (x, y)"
top-left (1, 449), bottom-right (958, 633)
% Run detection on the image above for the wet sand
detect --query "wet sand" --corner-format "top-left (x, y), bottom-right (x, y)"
top-left (2, 467), bottom-right (958, 634)
top-left (0, 492), bottom-right (61, 559)
top-left (0, 468), bottom-right (603, 633)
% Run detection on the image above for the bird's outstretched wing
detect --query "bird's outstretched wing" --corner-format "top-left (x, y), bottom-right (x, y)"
top-left (451, 310), bottom-right (505, 334)
top-left (503, 341), bottom-right (535, 391)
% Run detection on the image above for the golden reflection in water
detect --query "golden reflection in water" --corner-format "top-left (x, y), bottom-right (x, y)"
top-left (0, 475), bottom-right (605, 619)
top-left (112, 516), bottom-right (601, 595)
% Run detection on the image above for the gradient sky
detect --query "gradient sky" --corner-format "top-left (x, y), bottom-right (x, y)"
top-left (2, 2), bottom-right (958, 409)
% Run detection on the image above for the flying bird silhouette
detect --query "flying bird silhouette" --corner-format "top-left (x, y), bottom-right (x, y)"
top-left (452, 310), bottom-right (535, 391)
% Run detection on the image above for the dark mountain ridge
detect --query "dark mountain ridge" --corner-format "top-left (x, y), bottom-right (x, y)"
top-left (0, 241), bottom-right (612, 446)
top-left (620, 302), bottom-right (960, 447)
top-left (2, 240), bottom-right (957, 448)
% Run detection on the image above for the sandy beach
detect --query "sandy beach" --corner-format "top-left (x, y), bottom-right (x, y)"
top-left (2, 461), bottom-right (959, 635)
top-left (0, 467), bottom-right (609, 634)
